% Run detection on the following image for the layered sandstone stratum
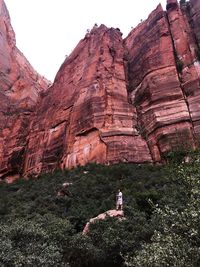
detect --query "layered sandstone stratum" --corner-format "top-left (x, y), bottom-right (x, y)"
top-left (0, 0), bottom-right (200, 180)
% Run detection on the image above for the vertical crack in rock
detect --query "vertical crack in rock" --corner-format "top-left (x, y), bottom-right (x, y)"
top-left (165, 0), bottom-right (196, 144)
top-left (166, 0), bottom-right (200, 144)
top-left (124, 2), bottom-right (196, 161)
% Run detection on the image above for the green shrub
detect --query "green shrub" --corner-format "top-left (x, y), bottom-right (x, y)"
top-left (164, 149), bottom-right (188, 164)
top-left (0, 158), bottom-right (200, 266)
top-left (196, 48), bottom-right (200, 61)
top-left (64, 233), bottom-right (103, 267)
top-left (126, 166), bottom-right (200, 267)
top-left (176, 58), bottom-right (184, 73)
top-left (0, 215), bottom-right (73, 266)
top-left (180, 0), bottom-right (186, 5)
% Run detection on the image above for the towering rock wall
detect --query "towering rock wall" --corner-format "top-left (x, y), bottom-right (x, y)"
top-left (23, 25), bottom-right (152, 175)
top-left (179, 0), bottom-right (200, 140)
top-left (1, 0), bottom-right (200, 179)
top-left (0, 0), bottom-right (50, 180)
top-left (124, 1), bottom-right (197, 162)
top-left (190, 0), bottom-right (200, 46)
top-left (166, 0), bottom-right (200, 140)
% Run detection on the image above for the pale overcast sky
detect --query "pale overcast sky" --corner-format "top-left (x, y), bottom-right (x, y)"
top-left (5, 0), bottom-right (167, 82)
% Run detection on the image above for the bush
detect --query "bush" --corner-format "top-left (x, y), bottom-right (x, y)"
top-left (126, 163), bottom-right (200, 267)
top-left (64, 233), bottom-right (103, 267)
top-left (0, 215), bottom-right (73, 266)
top-left (0, 159), bottom-right (200, 266)
top-left (180, 0), bottom-right (186, 5)
top-left (164, 149), bottom-right (188, 164)
top-left (196, 49), bottom-right (200, 61)
top-left (176, 58), bottom-right (184, 73)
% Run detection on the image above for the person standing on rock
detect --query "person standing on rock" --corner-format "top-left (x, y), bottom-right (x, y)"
top-left (116, 189), bottom-right (123, 210)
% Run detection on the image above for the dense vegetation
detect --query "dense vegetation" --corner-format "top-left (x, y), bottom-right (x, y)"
top-left (0, 151), bottom-right (199, 267)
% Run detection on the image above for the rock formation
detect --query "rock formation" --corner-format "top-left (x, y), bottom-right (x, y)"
top-left (190, 0), bottom-right (200, 46)
top-left (0, 0), bottom-right (50, 181)
top-left (124, 0), bottom-right (197, 162)
top-left (23, 25), bottom-right (152, 176)
top-left (0, 0), bottom-right (200, 179)
top-left (83, 209), bottom-right (124, 235)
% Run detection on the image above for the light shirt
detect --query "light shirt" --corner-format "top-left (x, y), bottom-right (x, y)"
top-left (117, 192), bottom-right (123, 204)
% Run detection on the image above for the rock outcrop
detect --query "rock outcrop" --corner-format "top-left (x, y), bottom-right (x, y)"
top-left (83, 209), bottom-right (124, 235)
top-left (1, 0), bottom-right (200, 179)
top-left (0, 0), bottom-right (50, 181)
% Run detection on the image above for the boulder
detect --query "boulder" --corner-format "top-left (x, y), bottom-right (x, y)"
top-left (83, 209), bottom-right (124, 235)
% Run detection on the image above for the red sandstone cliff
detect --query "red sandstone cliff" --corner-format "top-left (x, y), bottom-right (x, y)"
top-left (0, 0), bottom-right (50, 180)
top-left (23, 25), bottom-right (152, 175)
top-left (124, 1), bottom-right (197, 162)
top-left (190, 0), bottom-right (200, 45)
top-left (1, 0), bottom-right (200, 179)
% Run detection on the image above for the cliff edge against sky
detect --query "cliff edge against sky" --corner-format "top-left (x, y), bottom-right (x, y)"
top-left (0, 0), bottom-right (200, 180)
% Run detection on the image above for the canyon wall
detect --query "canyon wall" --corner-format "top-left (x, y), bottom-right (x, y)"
top-left (0, 0), bottom-right (50, 181)
top-left (1, 0), bottom-right (200, 178)
top-left (190, 0), bottom-right (200, 45)
top-left (124, 0), bottom-right (199, 162)
top-left (23, 25), bottom-right (152, 176)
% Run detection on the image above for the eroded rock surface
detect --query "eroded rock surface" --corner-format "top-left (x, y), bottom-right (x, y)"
top-left (124, 3), bottom-right (195, 161)
top-left (83, 209), bottom-right (124, 235)
top-left (1, 0), bottom-right (200, 179)
top-left (180, 0), bottom-right (200, 140)
top-left (0, 0), bottom-right (50, 180)
top-left (23, 25), bottom-right (152, 175)
top-left (190, 0), bottom-right (200, 46)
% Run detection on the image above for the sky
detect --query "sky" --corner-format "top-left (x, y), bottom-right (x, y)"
top-left (5, 0), bottom-right (167, 82)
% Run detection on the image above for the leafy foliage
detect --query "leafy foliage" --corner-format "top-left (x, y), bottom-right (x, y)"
top-left (0, 156), bottom-right (200, 266)
top-left (176, 58), bottom-right (184, 73)
top-left (180, 0), bottom-right (186, 5)
top-left (126, 164), bottom-right (200, 267)
top-left (196, 48), bottom-right (200, 61)
top-left (0, 215), bottom-right (72, 266)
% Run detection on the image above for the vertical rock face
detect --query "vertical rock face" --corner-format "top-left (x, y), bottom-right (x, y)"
top-left (124, 3), bottom-right (195, 161)
top-left (23, 25), bottom-right (152, 175)
top-left (1, 0), bottom-right (200, 179)
top-left (0, 0), bottom-right (50, 180)
top-left (182, 0), bottom-right (200, 140)
top-left (190, 0), bottom-right (200, 46)
top-left (167, 0), bottom-right (200, 140)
